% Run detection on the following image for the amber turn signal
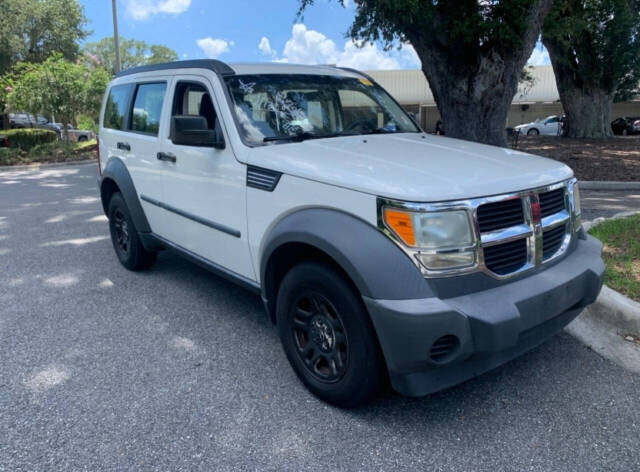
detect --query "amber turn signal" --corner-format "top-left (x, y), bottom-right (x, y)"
top-left (383, 208), bottom-right (415, 246)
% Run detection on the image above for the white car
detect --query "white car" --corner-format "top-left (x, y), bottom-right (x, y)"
top-left (98, 60), bottom-right (603, 407)
top-left (515, 115), bottom-right (563, 136)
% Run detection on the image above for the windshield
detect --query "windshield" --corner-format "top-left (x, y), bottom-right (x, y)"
top-left (225, 74), bottom-right (419, 145)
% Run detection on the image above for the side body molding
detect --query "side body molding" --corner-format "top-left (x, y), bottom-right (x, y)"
top-left (99, 157), bottom-right (151, 234)
top-left (260, 209), bottom-right (434, 317)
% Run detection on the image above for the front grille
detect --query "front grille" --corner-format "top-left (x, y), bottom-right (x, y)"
top-left (483, 238), bottom-right (528, 275)
top-left (543, 224), bottom-right (567, 259)
top-left (476, 198), bottom-right (525, 232)
top-left (539, 188), bottom-right (566, 217)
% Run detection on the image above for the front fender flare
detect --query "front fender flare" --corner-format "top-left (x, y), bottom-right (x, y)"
top-left (260, 208), bottom-right (433, 315)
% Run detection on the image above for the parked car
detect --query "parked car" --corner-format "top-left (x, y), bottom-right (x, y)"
top-left (98, 60), bottom-right (603, 407)
top-left (611, 117), bottom-right (640, 136)
top-left (514, 115), bottom-right (563, 136)
top-left (7, 112), bottom-right (37, 129)
top-left (35, 115), bottom-right (64, 138)
top-left (52, 123), bottom-right (94, 141)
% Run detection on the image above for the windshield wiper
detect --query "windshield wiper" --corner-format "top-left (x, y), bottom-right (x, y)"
top-left (263, 132), bottom-right (342, 143)
top-left (358, 128), bottom-right (398, 135)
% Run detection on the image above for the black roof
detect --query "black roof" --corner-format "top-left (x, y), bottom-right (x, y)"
top-left (114, 59), bottom-right (235, 78)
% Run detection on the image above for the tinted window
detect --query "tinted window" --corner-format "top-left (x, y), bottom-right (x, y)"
top-left (103, 85), bottom-right (131, 130)
top-left (130, 83), bottom-right (166, 135)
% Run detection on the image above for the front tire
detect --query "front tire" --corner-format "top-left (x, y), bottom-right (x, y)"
top-left (527, 128), bottom-right (540, 136)
top-left (276, 261), bottom-right (385, 408)
top-left (108, 192), bottom-right (156, 271)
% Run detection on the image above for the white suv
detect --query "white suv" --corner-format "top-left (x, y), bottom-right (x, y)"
top-left (98, 60), bottom-right (604, 407)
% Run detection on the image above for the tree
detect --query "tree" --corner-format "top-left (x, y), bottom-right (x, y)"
top-left (8, 54), bottom-right (107, 140)
top-left (0, 0), bottom-right (88, 75)
top-left (298, 0), bottom-right (553, 146)
top-left (83, 37), bottom-right (178, 74)
top-left (543, 0), bottom-right (640, 138)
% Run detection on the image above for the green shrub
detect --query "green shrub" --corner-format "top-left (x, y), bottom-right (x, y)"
top-left (4, 128), bottom-right (58, 149)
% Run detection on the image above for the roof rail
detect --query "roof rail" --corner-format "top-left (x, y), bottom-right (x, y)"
top-left (114, 59), bottom-right (235, 78)
top-left (334, 66), bottom-right (377, 83)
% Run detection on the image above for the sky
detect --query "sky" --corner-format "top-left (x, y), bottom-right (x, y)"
top-left (79, 0), bottom-right (551, 70)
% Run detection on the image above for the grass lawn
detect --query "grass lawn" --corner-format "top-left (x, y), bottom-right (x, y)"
top-left (589, 215), bottom-right (640, 302)
top-left (0, 139), bottom-right (97, 166)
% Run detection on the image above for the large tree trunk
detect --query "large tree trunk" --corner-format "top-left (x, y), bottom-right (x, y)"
top-left (419, 51), bottom-right (519, 147)
top-left (557, 87), bottom-right (613, 138)
top-left (410, 0), bottom-right (554, 147)
top-left (2, 113), bottom-right (8, 130)
top-left (544, 38), bottom-right (614, 138)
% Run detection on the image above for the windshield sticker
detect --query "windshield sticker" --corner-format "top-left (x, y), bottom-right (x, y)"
top-left (358, 78), bottom-right (373, 87)
top-left (238, 79), bottom-right (256, 94)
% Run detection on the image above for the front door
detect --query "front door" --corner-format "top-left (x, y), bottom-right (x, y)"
top-left (156, 75), bottom-right (254, 281)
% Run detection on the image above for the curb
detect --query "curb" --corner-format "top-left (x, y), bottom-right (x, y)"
top-left (0, 158), bottom-right (96, 172)
top-left (578, 181), bottom-right (640, 191)
top-left (578, 285), bottom-right (640, 335)
top-left (565, 214), bottom-right (640, 373)
top-left (582, 210), bottom-right (640, 232)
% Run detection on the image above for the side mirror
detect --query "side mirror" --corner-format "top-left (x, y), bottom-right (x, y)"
top-left (170, 115), bottom-right (225, 149)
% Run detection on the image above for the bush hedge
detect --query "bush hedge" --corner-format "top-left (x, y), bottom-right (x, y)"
top-left (3, 128), bottom-right (58, 149)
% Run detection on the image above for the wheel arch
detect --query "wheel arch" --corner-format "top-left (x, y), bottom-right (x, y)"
top-left (99, 157), bottom-right (151, 234)
top-left (259, 208), bottom-right (433, 324)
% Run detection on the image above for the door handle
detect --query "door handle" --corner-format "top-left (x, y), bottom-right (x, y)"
top-left (117, 142), bottom-right (130, 151)
top-left (157, 152), bottom-right (176, 163)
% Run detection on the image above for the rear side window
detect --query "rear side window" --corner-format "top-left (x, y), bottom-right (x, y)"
top-left (130, 83), bottom-right (167, 135)
top-left (103, 85), bottom-right (131, 130)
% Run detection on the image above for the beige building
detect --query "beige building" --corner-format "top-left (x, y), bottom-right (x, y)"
top-left (365, 66), bottom-right (640, 132)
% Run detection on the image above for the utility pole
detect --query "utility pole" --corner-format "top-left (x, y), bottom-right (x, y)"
top-left (111, 0), bottom-right (121, 73)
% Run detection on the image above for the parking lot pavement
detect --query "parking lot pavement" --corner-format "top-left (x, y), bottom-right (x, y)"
top-left (581, 189), bottom-right (640, 221)
top-left (1, 162), bottom-right (639, 471)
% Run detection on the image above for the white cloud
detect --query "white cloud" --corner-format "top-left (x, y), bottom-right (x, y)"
top-left (197, 37), bottom-right (232, 59)
top-left (269, 24), bottom-right (421, 70)
top-left (258, 37), bottom-right (276, 58)
top-left (122, 0), bottom-right (191, 20)
top-left (527, 46), bottom-right (551, 66)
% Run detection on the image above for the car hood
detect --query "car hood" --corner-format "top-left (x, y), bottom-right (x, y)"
top-left (515, 122), bottom-right (534, 129)
top-left (247, 133), bottom-right (573, 202)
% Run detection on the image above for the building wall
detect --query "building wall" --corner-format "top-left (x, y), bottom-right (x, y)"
top-left (417, 102), bottom-right (640, 134)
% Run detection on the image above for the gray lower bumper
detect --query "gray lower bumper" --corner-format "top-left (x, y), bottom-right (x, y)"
top-left (364, 235), bottom-right (604, 397)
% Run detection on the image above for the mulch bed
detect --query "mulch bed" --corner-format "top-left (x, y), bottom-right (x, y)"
top-left (515, 135), bottom-right (640, 181)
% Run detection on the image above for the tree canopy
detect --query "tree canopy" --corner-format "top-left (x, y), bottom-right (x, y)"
top-left (83, 37), bottom-right (178, 74)
top-left (0, 0), bottom-right (88, 75)
top-left (299, 0), bottom-right (553, 146)
top-left (8, 54), bottom-right (109, 138)
top-left (543, 0), bottom-right (640, 137)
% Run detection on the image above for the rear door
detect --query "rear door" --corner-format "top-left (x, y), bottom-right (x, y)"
top-left (100, 80), bottom-right (171, 236)
top-left (155, 75), bottom-right (254, 280)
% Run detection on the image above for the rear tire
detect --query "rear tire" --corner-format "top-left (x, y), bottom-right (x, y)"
top-left (276, 261), bottom-right (385, 408)
top-left (108, 192), bottom-right (156, 271)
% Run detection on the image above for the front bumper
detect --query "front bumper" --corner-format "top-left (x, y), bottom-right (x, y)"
top-left (364, 235), bottom-right (604, 397)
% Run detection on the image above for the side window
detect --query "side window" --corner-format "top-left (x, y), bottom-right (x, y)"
top-left (103, 84), bottom-right (132, 130)
top-left (130, 82), bottom-right (167, 135)
top-left (172, 82), bottom-right (217, 130)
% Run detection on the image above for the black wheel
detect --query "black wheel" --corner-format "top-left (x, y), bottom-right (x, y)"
top-left (108, 192), bottom-right (156, 271)
top-left (78, 135), bottom-right (88, 142)
top-left (527, 128), bottom-right (539, 136)
top-left (276, 261), bottom-right (385, 408)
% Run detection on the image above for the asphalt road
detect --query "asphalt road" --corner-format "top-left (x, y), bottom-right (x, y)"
top-left (1, 162), bottom-right (639, 471)
top-left (581, 189), bottom-right (640, 222)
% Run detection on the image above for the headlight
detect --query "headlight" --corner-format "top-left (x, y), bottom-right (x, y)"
top-left (383, 208), bottom-right (476, 270)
